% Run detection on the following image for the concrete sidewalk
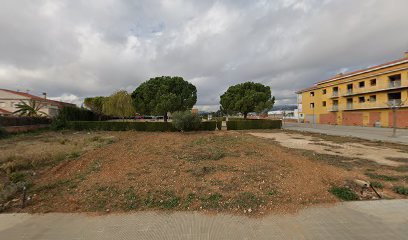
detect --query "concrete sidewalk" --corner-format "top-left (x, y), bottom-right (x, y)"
top-left (283, 122), bottom-right (408, 144)
top-left (1, 200), bottom-right (407, 239)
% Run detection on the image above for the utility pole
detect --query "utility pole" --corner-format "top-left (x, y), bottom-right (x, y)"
top-left (387, 99), bottom-right (404, 138)
top-left (392, 106), bottom-right (397, 137)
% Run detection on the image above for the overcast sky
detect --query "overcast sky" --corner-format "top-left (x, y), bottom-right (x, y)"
top-left (1, 0), bottom-right (408, 110)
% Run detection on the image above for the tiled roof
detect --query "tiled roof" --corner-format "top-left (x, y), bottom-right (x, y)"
top-left (0, 89), bottom-right (75, 108)
top-left (316, 57), bottom-right (408, 85)
top-left (0, 108), bottom-right (11, 114)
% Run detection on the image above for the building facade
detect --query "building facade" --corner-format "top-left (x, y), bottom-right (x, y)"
top-left (0, 89), bottom-right (75, 118)
top-left (297, 52), bottom-right (408, 128)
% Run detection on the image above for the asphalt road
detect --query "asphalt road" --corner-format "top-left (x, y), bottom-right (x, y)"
top-left (1, 199), bottom-right (407, 240)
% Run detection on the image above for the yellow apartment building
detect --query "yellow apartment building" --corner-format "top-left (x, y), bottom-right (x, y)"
top-left (297, 51), bottom-right (408, 128)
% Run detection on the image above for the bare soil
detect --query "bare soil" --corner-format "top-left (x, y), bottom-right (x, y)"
top-left (0, 130), bottom-right (407, 216)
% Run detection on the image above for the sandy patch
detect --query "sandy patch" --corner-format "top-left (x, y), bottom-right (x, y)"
top-left (249, 132), bottom-right (408, 167)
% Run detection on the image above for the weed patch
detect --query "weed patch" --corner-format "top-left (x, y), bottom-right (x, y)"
top-left (393, 186), bottom-right (408, 195)
top-left (143, 191), bottom-right (180, 209)
top-left (201, 193), bottom-right (223, 209)
top-left (370, 181), bottom-right (384, 189)
top-left (233, 192), bottom-right (263, 209)
top-left (122, 187), bottom-right (139, 210)
top-left (329, 187), bottom-right (359, 201)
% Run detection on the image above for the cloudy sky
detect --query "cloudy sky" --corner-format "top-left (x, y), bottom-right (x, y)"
top-left (1, 0), bottom-right (408, 110)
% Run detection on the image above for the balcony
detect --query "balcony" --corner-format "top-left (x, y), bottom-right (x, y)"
top-left (387, 99), bottom-right (403, 107)
top-left (328, 105), bottom-right (339, 112)
top-left (339, 82), bottom-right (407, 97)
top-left (389, 81), bottom-right (401, 88)
top-left (342, 101), bottom-right (406, 111)
top-left (330, 91), bottom-right (339, 98)
top-left (342, 89), bottom-right (353, 96)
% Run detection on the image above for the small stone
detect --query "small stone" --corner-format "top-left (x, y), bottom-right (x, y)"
top-left (248, 208), bottom-right (252, 213)
top-left (105, 209), bottom-right (110, 212)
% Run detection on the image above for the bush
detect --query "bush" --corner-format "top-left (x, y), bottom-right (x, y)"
top-left (66, 121), bottom-right (177, 132)
top-left (226, 119), bottom-right (282, 130)
top-left (0, 116), bottom-right (51, 126)
top-left (0, 125), bottom-right (8, 138)
top-left (172, 111), bottom-right (202, 131)
top-left (393, 186), bottom-right (408, 195)
top-left (329, 187), bottom-right (359, 201)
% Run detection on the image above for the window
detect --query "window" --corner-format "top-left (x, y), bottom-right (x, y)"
top-left (310, 103), bottom-right (315, 109)
top-left (322, 89), bottom-right (327, 95)
top-left (388, 92), bottom-right (401, 101)
top-left (332, 87), bottom-right (339, 97)
top-left (370, 79), bottom-right (376, 86)
top-left (369, 95), bottom-right (376, 102)
top-left (310, 92), bottom-right (315, 97)
top-left (347, 84), bottom-right (353, 94)
top-left (359, 81), bottom-right (365, 88)
top-left (358, 97), bottom-right (365, 103)
top-left (322, 101), bottom-right (326, 107)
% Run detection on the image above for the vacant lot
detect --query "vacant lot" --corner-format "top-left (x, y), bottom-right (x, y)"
top-left (0, 130), bottom-right (407, 215)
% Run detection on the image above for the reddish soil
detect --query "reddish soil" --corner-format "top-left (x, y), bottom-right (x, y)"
top-left (1, 130), bottom-right (407, 216)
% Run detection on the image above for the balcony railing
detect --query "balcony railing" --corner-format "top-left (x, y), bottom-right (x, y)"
top-left (340, 101), bottom-right (406, 110)
top-left (389, 81), bottom-right (401, 88)
top-left (329, 105), bottom-right (339, 111)
top-left (388, 99), bottom-right (403, 106)
top-left (331, 91), bottom-right (339, 98)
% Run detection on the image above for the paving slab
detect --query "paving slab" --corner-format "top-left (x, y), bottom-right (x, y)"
top-left (1, 200), bottom-right (407, 239)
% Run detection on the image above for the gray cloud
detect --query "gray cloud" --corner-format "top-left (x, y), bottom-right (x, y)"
top-left (1, 0), bottom-right (408, 110)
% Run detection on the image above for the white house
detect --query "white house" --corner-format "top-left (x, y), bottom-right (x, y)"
top-left (0, 89), bottom-right (75, 117)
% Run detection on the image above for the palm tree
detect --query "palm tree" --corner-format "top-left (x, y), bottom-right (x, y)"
top-left (13, 100), bottom-right (48, 117)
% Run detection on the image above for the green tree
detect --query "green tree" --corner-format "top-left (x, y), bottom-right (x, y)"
top-left (84, 96), bottom-right (106, 115)
top-left (220, 82), bottom-right (275, 119)
top-left (102, 90), bottom-right (135, 119)
top-left (131, 76), bottom-right (197, 122)
top-left (13, 100), bottom-right (47, 117)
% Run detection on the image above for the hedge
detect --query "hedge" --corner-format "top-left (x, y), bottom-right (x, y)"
top-left (59, 106), bottom-right (110, 121)
top-left (66, 121), bottom-right (217, 132)
top-left (200, 121), bottom-right (217, 131)
top-left (226, 119), bottom-right (282, 130)
top-left (0, 116), bottom-right (51, 126)
top-left (66, 121), bottom-right (176, 131)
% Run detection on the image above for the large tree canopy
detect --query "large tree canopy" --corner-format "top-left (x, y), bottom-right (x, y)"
top-left (131, 76), bottom-right (197, 121)
top-left (220, 82), bottom-right (275, 119)
top-left (84, 96), bottom-right (106, 115)
top-left (102, 90), bottom-right (135, 119)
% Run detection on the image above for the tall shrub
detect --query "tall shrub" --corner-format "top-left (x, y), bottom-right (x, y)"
top-left (172, 111), bottom-right (202, 131)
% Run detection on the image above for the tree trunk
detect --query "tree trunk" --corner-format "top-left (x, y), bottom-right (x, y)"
top-left (244, 112), bottom-right (248, 119)
top-left (164, 112), bottom-right (168, 122)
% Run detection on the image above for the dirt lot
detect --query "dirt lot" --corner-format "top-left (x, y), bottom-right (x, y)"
top-left (0, 130), bottom-right (407, 216)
